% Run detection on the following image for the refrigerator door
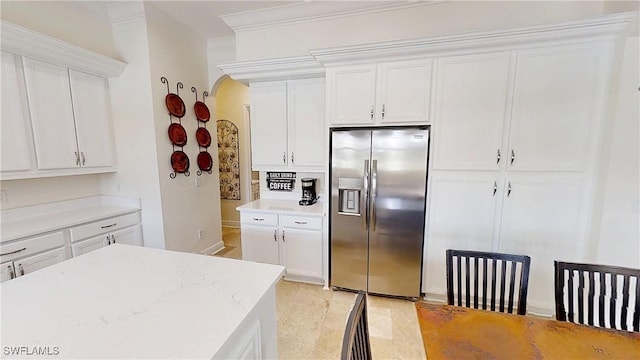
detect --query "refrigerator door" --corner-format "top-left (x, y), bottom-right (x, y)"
top-left (330, 129), bottom-right (372, 292)
top-left (368, 128), bottom-right (429, 297)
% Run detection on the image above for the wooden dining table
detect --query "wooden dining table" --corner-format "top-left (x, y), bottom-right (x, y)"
top-left (416, 302), bottom-right (640, 359)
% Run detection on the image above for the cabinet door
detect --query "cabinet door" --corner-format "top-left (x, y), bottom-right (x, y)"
top-left (14, 247), bottom-right (67, 277)
top-left (72, 235), bottom-right (110, 257)
top-left (240, 225), bottom-right (279, 265)
top-left (1, 52), bottom-right (34, 173)
top-left (111, 224), bottom-right (143, 247)
top-left (378, 60), bottom-right (432, 124)
top-left (69, 70), bottom-right (116, 169)
top-left (423, 173), bottom-right (501, 296)
top-left (287, 78), bottom-right (325, 168)
top-left (281, 228), bottom-right (322, 279)
top-left (23, 58), bottom-right (79, 170)
top-left (508, 44), bottom-right (604, 171)
top-left (1, 262), bottom-right (15, 283)
top-left (250, 81), bottom-right (288, 168)
top-left (432, 52), bottom-right (512, 170)
top-left (498, 175), bottom-right (587, 313)
top-left (328, 65), bottom-right (377, 125)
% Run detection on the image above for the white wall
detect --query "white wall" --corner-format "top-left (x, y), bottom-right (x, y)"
top-left (144, 3), bottom-right (222, 253)
top-left (102, 11), bottom-right (166, 250)
top-left (235, 1), bottom-right (617, 61)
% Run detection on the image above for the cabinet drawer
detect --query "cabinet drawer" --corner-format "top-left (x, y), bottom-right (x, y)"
top-left (0, 231), bottom-right (65, 263)
top-left (69, 212), bottom-right (141, 242)
top-left (240, 212), bottom-right (278, 226)
top-left (280, 215), bottom-right (322, 230)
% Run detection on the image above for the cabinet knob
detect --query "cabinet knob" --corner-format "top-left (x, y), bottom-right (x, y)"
top-left (112, 235), bottom-right (116, 244)
top-left (107, 235), bottom-right (111, 245)
top-left (370, 106), bottom-right (374, 120)
top-left (507, 182), bottom-right (512, 197)
top-left (493, 181), bottom-right (497, 196)
top-left (496, 149), bottom-right (501, 164)
top-left (8, 265), bottom-right (15, 279)
top-left (18, 264), bottom-right (24, 276)
top-left (381, 104), bottom-right (385, 119)
top-left (510, 150), bottom-right (515, 165)
top-left (282, 230), bottom-right (285, 242)
top-left (81, 152), bottom-right (86, 166)
top-left (283, 152), bottom-right (286, 164)
top-left (273, 229), bottom-right (277, 242)
top-left (75, 151), bottom-right (80, 166)
top-left (291, 152), bottom-right (294, 164)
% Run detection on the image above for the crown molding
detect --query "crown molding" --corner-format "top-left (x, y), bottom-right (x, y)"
top-left (1, 21), bottom-right (127, 78)
top-left (310, 12), bottom-right (635, 66)
top-left (221, 1), bottom-right (442, 33)
top-left (218, 55), bottom-right (324, 84)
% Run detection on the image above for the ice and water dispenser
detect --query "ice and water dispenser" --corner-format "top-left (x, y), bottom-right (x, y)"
top-left (338, 177), bottom-right (362, 215)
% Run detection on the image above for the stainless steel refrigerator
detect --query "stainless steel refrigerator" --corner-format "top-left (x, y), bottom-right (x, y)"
top-left (330, 127), bottom-right (429, 299)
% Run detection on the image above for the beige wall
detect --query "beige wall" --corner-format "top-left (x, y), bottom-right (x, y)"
top-left (0, 175), bottom-right (102, 209)
top-left (215, 77), bottom-right (250, 227)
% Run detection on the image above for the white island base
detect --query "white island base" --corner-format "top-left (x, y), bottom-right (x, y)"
top-left (0, 244), bottom-right (285, 359)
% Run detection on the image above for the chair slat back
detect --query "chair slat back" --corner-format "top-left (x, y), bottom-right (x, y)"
top-left (341, 291), bottom-right (372, 360)
top-left (446, 249), bottom-right (531, 315)
top-left (554, 261), bottom-right (640, 332)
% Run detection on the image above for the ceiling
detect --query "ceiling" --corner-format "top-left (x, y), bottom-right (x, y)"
top-left (75, 1), bottom-right (422, 40)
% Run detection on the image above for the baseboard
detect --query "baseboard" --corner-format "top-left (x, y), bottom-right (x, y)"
top-left (284, 273), bottom-right (324, 285)
top-left (200, 240), bottom-right (225, 255)
top-left (222, 220), bottom-right (240, 228)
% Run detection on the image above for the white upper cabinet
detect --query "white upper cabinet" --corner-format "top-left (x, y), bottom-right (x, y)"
top-left (328, 60), bottom-right (432, 126)
top-left (433, 43), bottom-right (606, 173)
top-left (4, 57), bottom-right (117, 179)
top-left (1, 52), bottom-right (34, 173)
top-left (250, 78), bottom-right (325, 171)
top-left (23, 58), bottom-right (79, 170)
top-left (69, 70), bottom-right (116, 168)
top-left (432, 52), bottom-right (512, 170)
top-left (507, 44), bottom-right (603, 172)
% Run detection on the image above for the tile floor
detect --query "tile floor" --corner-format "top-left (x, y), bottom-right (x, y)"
top-left (214, 227), bottom-right (427, 359)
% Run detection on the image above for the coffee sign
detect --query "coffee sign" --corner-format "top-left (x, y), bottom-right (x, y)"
top-left (266, 172), bottom-right (296, 191)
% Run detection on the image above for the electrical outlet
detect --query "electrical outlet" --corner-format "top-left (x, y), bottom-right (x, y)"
top-left (0, 190), bottom-right (6, 204)
top-left (197, 229), bottom-right (204, 240)
top-left (195, 177), bottom-right (201, 187)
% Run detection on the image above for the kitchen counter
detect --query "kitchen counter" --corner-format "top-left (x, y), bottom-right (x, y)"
top-left (236, 198), bottom-right (324, 217)
top-left (0, 244), bottom-right (285, 359)
top-left (1, 196), bottom-right (141, 243)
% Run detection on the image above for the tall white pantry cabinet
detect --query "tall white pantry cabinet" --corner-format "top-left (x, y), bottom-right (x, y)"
top-left (425, 41), bottom-right (614, 313)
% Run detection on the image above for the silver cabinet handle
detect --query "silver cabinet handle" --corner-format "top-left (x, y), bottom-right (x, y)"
top-left (111, 234), bottom-right (116, 244)
top-left (283, 152), bottom-right (286, 164)
top-left (497, 149), bottom-right (501, 164)
top-left (101, 223), bottom-right (117, 229)
top-left (18, 264), bottom-right (24, 276)
top-left (282, 230), bottom-right (285, 242)
top-left (381, 104), bottom-right (386, 119)
top-left (0, 247), bottom-right (26, 256)
top-left (273, 229), bottom-right (277, 242)
top-left (371, 159), bottom-right (378, 231)
top-left (252, 218), bottom-right (264, 221)
top-left (507, 182), bottom-right (512, 197)
top-left (75, 151), bottom-right (80, 166)
top-left (107, 235), bottom-right (111, 245)
top-left (493, 181), bottom-right (497, 196)
top-left (8, 265), bottom-right (15, 279)
top-left (363, 159), bottom-right (370, 230)
top-left (510, 150), bottom-right (515, 165)
top-left (291, 152), bottom-right (294, 164)
top-left (81, 152), bottom-right (86, 166)
top-left (294, 221), bottom-right (307, 225)
top-left (370, 106), bottom-right (374, 120)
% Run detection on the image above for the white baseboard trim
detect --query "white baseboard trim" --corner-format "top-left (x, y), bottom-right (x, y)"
top-left (222, 220), bottom-right (240, 228)
top-left (200, 241), bottom-right (225, 255)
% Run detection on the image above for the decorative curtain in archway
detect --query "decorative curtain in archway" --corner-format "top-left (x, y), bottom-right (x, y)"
top-left (217, 120), bottom-right (240, 200)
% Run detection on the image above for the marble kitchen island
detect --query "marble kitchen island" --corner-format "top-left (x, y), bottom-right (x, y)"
top-left (0, 244), bottom-right (285, 359)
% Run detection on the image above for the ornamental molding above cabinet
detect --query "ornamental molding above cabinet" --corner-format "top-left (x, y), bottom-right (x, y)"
top-left (218, 55), bottom-right (325, 84)
top-left (0, 21), bottom-right (127, 78)
top-left (309, 12), bottom-right (634, 66)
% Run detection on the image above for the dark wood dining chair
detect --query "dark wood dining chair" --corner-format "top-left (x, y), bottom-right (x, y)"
top-left (554, 261), bottom-right (640, 332)
top-left (341, 291), bottom-right (372, 360)
top-left (446, 249), bottom-right (531, 315)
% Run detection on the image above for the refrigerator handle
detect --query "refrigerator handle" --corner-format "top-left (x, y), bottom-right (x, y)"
top-left (363, 159), bottom-right (370, 230)
top-left (371, 159), bottom-right (377, 232)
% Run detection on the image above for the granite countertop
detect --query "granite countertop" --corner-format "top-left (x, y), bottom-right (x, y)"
top-left (236, 198), bottom-right (324, 217)
top-left (1, 196), bottom-right (141, 243)
top-left (0, 244), bottom-right (285, 359)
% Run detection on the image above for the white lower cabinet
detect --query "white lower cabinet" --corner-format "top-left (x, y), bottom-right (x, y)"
top-left (70, 213), bottom-right (143, 257)
top-left (0, 231), bottom-right (67, 282)
top-left (240, 211), bottom-right (323, 283)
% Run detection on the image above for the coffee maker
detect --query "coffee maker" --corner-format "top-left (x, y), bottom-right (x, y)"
top-left (299, 178), bottom-right (318, 206)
